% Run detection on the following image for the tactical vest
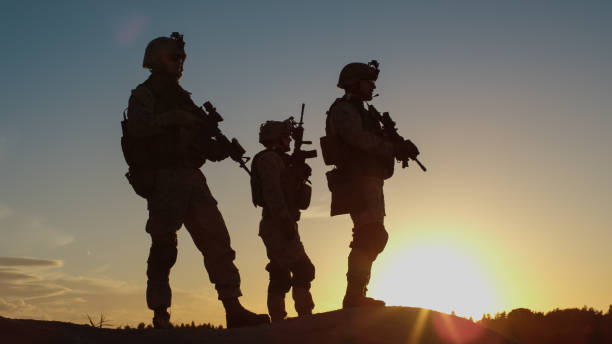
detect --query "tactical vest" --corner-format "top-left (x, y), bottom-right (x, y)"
top-left (121, 77), bottom-right (209, 198)
top-left (251, 149), bottom-right (311, 219)
top-left (122, 77), bottom-right (206, 171)
top-left (322, 97), bottom-right (393, 179)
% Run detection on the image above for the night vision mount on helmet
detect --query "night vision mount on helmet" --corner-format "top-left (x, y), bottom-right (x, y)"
top-left (143, 32), bottom-right (186, 69)
top-left (337, 60), bottom-right (380, 90)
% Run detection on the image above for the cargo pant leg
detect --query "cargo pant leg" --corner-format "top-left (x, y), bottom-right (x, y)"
top-left (145, 211), bottom-right (182, 310)
top-left (144, 168), bottom-right (194, 310)
top-left (347, 177), bottom-right (387, 287)
top-left (259, 218), bottom-right (314, 286)
top-left (260, 218), bottom-right (315, 316)
top-left (265, 260), bottom-right (292, 294)
top-left (183, 201), bottom-right (242, 300)
top-left (347, 222), bottom-right (388, 286)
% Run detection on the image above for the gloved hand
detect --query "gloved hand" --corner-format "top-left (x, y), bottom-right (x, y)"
top-left (300, 162), bottom-right (312, 179)
top-left (288, 162), bottom-right (312, 181)
top-left (403, 139), bottom-right (419, 158)
top-left (394, 139), bottom-right (419, 160)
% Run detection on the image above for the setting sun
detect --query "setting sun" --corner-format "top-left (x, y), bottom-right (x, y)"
top-left (369, 241), bottom-right (501, 320)
top-left (1, 3), bottom-right (611, 342)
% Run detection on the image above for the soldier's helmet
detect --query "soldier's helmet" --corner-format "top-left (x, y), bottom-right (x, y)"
top-left (259, 120), bottom-right (291, 145)
top-left (337, 60), bottom-right (380, 90)
top-left (142, 32), bottom-right (186, 69)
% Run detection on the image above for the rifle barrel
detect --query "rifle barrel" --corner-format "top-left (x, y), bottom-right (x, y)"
top-left (299, 103), bottom-right (305, 124)
top-left (238, 161), bottom-right (252, 176)
top-left (414, 158), bottom-right (427, 172)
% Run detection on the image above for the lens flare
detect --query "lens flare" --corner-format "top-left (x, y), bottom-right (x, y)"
top-left (115, 13), bottom-right (147, 47)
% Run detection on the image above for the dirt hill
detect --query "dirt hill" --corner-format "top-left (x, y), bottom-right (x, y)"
top-left (0, 306), bottom-right (511, 344)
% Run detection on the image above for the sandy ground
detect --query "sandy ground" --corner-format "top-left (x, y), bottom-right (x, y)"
top-left (0, 306), bottom-right (512, 344)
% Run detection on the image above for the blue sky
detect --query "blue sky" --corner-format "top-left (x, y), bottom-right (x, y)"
top-left (0, 1), bottom-right (611, 326)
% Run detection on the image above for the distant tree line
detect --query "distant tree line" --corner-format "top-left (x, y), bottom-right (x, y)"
top-left (118, 321), bottom-right (223, 330)
top-left (477, 305), bottom-right (612, 344)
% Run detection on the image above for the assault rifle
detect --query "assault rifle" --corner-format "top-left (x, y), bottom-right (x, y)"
top-left (287, 103), bottom-right (318, 182)
top-left (196, 101), bottom-right (252, 176)
top-left (369, 105), bottom-right (427, 172)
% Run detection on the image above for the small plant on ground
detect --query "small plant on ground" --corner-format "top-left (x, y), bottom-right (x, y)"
top-left (86, 313), bottom-right (111, 328)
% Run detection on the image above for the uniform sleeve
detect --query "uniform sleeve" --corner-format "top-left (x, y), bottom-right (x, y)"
top-left (329, 102), bottom-right (394, 158)
top-left (126, 86), bottom-right (161, 138)
top-left (256, 152), bottom-right (290, 219)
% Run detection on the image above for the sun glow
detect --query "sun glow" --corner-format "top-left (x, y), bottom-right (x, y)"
top-left (369, 241), bottom-right (500, 320)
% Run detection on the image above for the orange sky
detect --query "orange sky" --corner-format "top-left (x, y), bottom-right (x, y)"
top-left (1, 1), bottom-right (611, 327)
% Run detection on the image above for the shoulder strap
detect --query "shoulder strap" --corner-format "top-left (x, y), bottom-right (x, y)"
top-left (326, 97), bottom-right (345, 116)
top-left (367, 103), bottom-right (384, 125)
top-left (130, 83), bottom-right (156, 115)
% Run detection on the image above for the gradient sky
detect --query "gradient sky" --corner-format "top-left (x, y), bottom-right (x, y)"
top-left (1, 0), bottom-right (611, 327)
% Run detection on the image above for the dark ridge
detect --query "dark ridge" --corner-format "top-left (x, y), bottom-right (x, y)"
top-left (0, 306), bottom-right (510, 344)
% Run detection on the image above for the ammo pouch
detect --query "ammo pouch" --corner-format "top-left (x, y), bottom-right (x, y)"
top-left (121, 111), bottom-right (158, 199)
top-left (320, 135), bottom-right (342, 166)
top-left (125, 168), bottom-right (156, 199)
top-left (120, 118), bottom-right (134, 167)
top-left (121, 122), bottom-right (157, 169)
top-left (295, 183), bottom-right (312, 210)
top-left (326, 169), bottom-right (366, 216)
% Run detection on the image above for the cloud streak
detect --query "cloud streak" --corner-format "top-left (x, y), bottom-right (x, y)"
top-left (0, 211), bottom-right (75, 254)
top-left (23, 217), bottom-right (75, 247)
top-left (0, 257), bottom-right (63, 267)
top-left (0, 256), bottom-right (223, 326)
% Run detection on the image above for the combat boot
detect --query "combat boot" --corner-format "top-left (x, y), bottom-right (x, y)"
top-left (152, 307), bottom-right (172, 329)
top-left (292, 286), bottom-right (314, 316)
top-left (342, 284), bottom-right (385, 309)
top-left (267, 292), bottom-right (288, 322)
top-left (223, 298), bottom-right (271, 328)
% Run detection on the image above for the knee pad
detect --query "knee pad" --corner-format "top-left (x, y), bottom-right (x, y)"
top-left (291, 258), bottom-right (315, 287)
top-left (350, 223), bottom-right (388, 258)
top-left (266, 262), bottom-right (292, 294)
top-left (148, 239), bottom-right (178, 272)
top-left (146, 212), bottom-right (182, 235)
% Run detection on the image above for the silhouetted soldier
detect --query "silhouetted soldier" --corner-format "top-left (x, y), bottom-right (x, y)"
top-left (121, 32), bottom-right (269, 328)
top-left (250, 120), bottom-right (315, 321)
top-left (321, 61), bottom-right (420, 308)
